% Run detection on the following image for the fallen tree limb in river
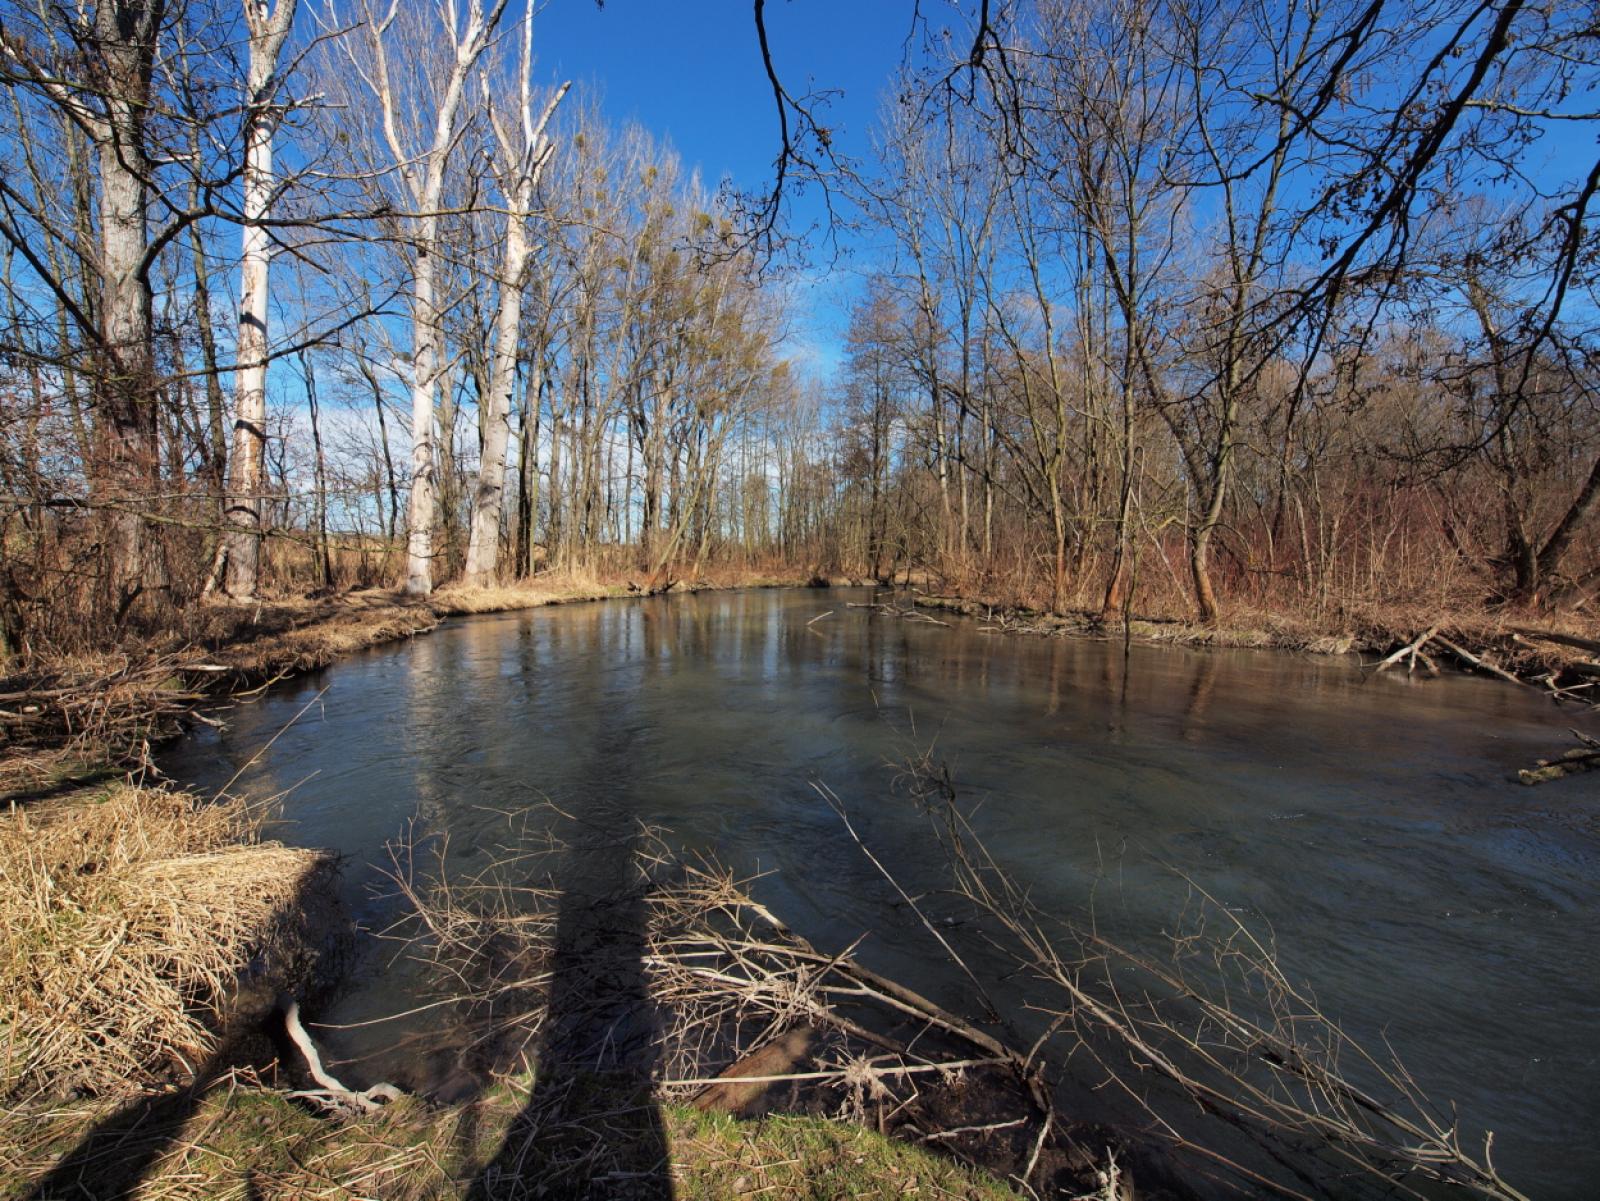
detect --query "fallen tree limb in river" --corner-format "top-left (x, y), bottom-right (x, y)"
top-left (1518, 730), bottom-right (1600, 785)
top-left (830, 739), bottom-right (1535, 1201)
top-left (1374, 625), bottom-right (1440, 674)
top-left (846, 595), bottom-right (951, 626)
top-left (1431, 634), bottom-right (1527, 687)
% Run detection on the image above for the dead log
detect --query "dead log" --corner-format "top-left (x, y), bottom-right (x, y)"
top-left (1518, 747), bottom-right (1600, 785)
top-left (1510, 628), bottom-right (1600, 657)
top-left (1374, 625), bottom-right (1439, 674)
top-left (1431, 634), bottom-right (1526, 686)
top-left (691, 1026), bottom-right (815, 1116)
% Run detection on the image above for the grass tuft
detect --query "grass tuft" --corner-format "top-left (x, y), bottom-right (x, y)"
top-left (0, 784), bottom-right (334, 1105)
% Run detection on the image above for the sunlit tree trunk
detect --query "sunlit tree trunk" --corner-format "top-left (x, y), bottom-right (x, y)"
top-left (464, 30), bottom-right (566, 585)
top-left (225, 0), bottom-right (297, 598)
top-left (350, 0), bottom-right (510, 595)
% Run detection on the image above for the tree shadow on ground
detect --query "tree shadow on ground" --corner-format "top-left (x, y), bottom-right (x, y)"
top-left (24, 859), bottom-right (343, 1200)
top-left (466, 797), bottom-right (673, 1201)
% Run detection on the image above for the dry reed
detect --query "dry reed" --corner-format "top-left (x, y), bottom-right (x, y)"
top-left (0, 784), bottom-right (335, 1104)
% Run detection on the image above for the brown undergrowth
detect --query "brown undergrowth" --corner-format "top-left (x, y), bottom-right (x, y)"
top-left (375, 808), bottom-right (1113, 1199)
top-left (906, 590), bottom-right (1600, 702)
top-left (0, 569), bottom-right (817, 800)
top-left (0, 784), bottom-right (337, 1108)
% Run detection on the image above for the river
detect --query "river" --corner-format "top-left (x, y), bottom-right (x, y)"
top-left (163, 588), bottom-right (1600, 1198)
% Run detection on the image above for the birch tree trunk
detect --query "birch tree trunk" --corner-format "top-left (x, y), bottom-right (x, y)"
top-left (463, 39), bottom-right (567, 585)
top-left (353, 0), bottom-right (509, 595)
top-left (224, 0), bottom-right (297, 598)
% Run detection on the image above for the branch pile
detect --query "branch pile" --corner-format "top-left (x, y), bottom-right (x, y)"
top-left (829, 749), bottom-right (1534, 1201)
top-left (384, 813), bottom-right (1105, 1197)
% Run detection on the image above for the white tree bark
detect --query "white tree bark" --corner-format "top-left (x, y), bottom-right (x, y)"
top-left (355, 0), bottom-right (510, 595)
top-left (464, 18), bottom-right (567, 586)
top-left (224, 0), bottom-right (298, 599)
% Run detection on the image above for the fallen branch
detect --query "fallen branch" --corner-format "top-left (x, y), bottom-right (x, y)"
top-left (1431, 634), bottom-right (1525, 687)
top-left (281, 998), bottom-right (403, 1115)
top-left (1518, 730), bottom-right (1600, 785)
top-left (846, 597), bottom-right (950, 626)
top-left (1374, 626), bottom-right (1439, 674)
top-left (1510, 628), bottom-right (1600, 657)
top-left (665, 1054), bottom-right (1009, 1089)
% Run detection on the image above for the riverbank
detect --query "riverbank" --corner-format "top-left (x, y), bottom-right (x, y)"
top-left (10, 562), bottom-right (1598, 799)
top-left (0, 782), bottom-right (1042, 1200)
top-left (0, 573), bottom-right (1065, 1199)
top-left (0, 578), bottom-right (1574, 1196)
top-left (5, 568), bottom-right (1593, 801)
top-left (8, 1069), bottom-right (1026, 1200)
top-left (904, 590), bottom-right (1600, 697)
top-left (0, 568), bottom-right (818, 800)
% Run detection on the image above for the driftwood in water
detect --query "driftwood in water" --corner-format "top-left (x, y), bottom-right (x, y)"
top-left (1374, 626), bottom-right (1440, 675)
top-left (1431, 634), bottom-right (1526, 686)
top-left (1375, 628), bottom-right (1526, 687)
top-left (846, 597), bottom-right (950, 626)
top-left (1518, 731), bottom-right (1600, 786)
top-left (1510, 628), bottom-right (1600, 658)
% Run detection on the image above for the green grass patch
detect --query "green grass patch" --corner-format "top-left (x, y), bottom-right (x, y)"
top-left (8, 1081), bottom-right (1021, 1200)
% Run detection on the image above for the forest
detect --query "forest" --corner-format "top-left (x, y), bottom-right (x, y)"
top-left (0, 0), bottom-right (1595, 666)
top-left (3, 4), bottom-right (1600, 1200)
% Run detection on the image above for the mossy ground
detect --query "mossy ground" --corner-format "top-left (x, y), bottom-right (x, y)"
top-left (6, 1076), bottom-right (1021, 1200)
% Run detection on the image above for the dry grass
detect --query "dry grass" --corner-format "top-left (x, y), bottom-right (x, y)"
top-left (1, 794), bottom-right (1029, 1199)
top-left (377, 809), bottom-right (1108, 1198)
top-left (2, 1085), bottom-right (1024, 1200)
top-left (0, 784), bottom-right (335, 1105)
top-left (430, 576), bottom-right (629, 616)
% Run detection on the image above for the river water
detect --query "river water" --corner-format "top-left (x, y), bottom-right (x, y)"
top-left (164, 588), bottom-right (1600, 1197)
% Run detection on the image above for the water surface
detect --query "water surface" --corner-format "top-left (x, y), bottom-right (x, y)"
top-left (164, 588), bottom-right (1600, 1197)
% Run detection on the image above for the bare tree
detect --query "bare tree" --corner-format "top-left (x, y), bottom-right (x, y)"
top-left (1, 0), bottom-right (173, 611)
top-left (222, 0), bottom-right (299, 598)
top-left (334, 0), bottom-right (511, 595)
top-left (462, 6), bottom-right (566, 586)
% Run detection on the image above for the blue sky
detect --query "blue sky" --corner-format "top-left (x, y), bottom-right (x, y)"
top-left (325, 1), bottom-right (1596, 384)
top-left (524, 0), bottom-right (945, 376)
top-left (529, 0), bottom-right (919, 202)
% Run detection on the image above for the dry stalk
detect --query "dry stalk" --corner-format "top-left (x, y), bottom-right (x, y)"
top-left (846, 746), bottom-right (1531, 1201)
top-left (0, 784), bottom-right (333, 1105)
top-left (378, 807), bottom-right (1068, 1189)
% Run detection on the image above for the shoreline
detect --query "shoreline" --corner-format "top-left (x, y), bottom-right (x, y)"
top-left (6, 569), bottom-right (1595, 803)
top-left (0, 780), bottom-right (1066, 1201)
top-left (4, 576), bottom-right (1586, 1197)
top-left (3, 571), bottom-right (1594, 805)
